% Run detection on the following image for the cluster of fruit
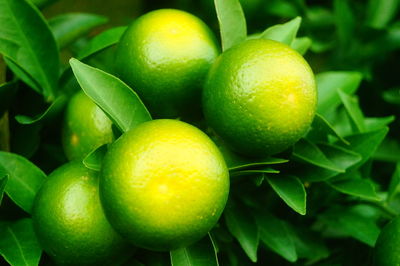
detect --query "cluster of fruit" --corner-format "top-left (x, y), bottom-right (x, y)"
top-left (32, 9), bottom-right (317, 264)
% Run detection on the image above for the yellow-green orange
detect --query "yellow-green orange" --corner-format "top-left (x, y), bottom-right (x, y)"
top-left (203, 39), bottom-right (317, 157)
top-left (100, 119), bottom-right (229, 251)
top-left (32, 161), bottom-right (130, 265)
top-left (62, 90), bottom-right (113, 160)
top-left (374, 216), bottom-right (400, 266)
top-left (115, 9), bottom-right (219, 118)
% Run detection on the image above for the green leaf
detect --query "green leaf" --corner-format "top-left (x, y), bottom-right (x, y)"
top-left (214, 0), bottom-right (247, 51)
top-left (288, 227), bottom-right (329, 263)
top-left (83, 144), bottom-right (108, 171)
top-left (307, 113), bottom-right (349, 145)
top-left (366, 0), bottom-right (399, 29)
top-left (48, 13), bottom-right (108, 49)
top-left (298, 143), bottom-right (361, 182)
top-left (15, 95), bottom-right (67, 125)
top-left (3, 57), bottom-right (42, 94)
top-left (318, 143), bottom-right (362, 170)
top-left (316, 71), bottom-right (362, 115)
top-left (334, 0), bottom-right (355, 48)
top-left (224, 202), bottom-right (259, 262)
top-left (292, 139), bottom-right (344, 172)
top-left (318, 207), bottom-right (380, 246)
top-left (255, 212), bottom-right (297, 262)
top-left (0, 81), bottom-right (18, 116)
top-left (388, 163), bottom-right (400, 201)
top-left (0, 151), bottom-right (46, 213)
top-left (0, 174), bottom-right (8, 205)
top-left (220, 145), bottom-right (288, 171)
top-left (29, 0), bottom-right (58, 8)
top-left (0, 219), bottom-right (42, 266)
top-left (344, 128), bottom-right (389, 168)
top-left (364, 116), bottom-right (395, 131)
top-left (230, 168), bottom-right (280, 178)
top-left (337, 88), bottom-right (366, 132)
top-left (291, 37), bottom-right (312, 55)
top-left (266, 175), bottom-right (306, 215)
top-left (0, 0), bottom-right (59, 101)
top-left (69, 58), bottom-right (152, 133)
top-left (373, 137), bottom-right (400, 162)
top-left (327, 177), bottom-right (379, 201)
top-left (170, 234), bottom-right (219, 266)
top-left (260, 17), bottom-right (302, 45)
top-left (383, 88), bottom-right (400, 104)
top-left (77, 26), bottom-right (127, 59)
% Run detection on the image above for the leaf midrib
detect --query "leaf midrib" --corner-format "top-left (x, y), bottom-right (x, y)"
top-left (3, 0), bottom-right (53, 98)
top-left (7, 226), bottom-right (28, 266)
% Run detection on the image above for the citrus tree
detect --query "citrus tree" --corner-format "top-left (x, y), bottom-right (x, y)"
top-left (0, 0), bottom-right (399, 265)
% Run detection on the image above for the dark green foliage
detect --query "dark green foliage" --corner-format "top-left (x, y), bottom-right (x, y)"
top-left (0, 0), bottom-right (399, 265)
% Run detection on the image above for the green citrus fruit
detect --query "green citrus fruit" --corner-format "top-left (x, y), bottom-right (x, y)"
top-left (100, 119), bottom-right (229, 251)
top-left (115, 9), bottom-right (219, 118)
top-left (62, 90), bottom-right (114, 160)
top-left (374, 216), bottom-right (400, 266)
top-left (203, 39), bottom-right (317, 157)
top-left (32, 161), bottom-right (131, 265)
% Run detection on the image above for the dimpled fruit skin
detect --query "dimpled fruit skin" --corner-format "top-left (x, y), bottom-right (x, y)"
top-left (115, 9), bottom-right (219, 118)
top-left (203, 39), bottom-right (317, 157)
top-left (374, 216), bottom-right (400, 266)
top-left (32, 161), bottom-right (130, 265)
top-left (100, 119), bottom-right (229, 251)
top-left (62, 90), bottom-right (114, 160)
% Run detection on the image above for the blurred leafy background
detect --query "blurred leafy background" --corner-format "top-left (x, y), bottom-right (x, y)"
top-left (1, 0), bottom-right (400, 265)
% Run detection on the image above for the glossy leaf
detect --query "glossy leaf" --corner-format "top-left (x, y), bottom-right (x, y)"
top-left (328, 177), bottom-right (379, 201)
top-left (373, 137), bottom-right (400, 162)
top-left (0, 173), bottom-right (8, 205)
top-left (318, 207), bottom-right (380, 246)
top-left (0, 218), bottom-right (42, 266)
top-left (170, 234), bottom-right (219, 266)
top-left (337, 88), bottom-right (366, 132)
top-left (344, 128), bottom-right (389, 168)
top-left (70, 58), bottom-right (152, 133)
top-left (48, 13), bottom-right (108, 49)
top-left (291, 37), bottom-right (312, 55)
top-left (225, 203), bottom-right (259, 262)
top-left (78, 26), bottom-right (127, 59)
top-left (218, 145), bottom-right (288, 171)
top-left (318, 143), bottom-right (361, 170)
top-left (307, 113), bottom-right (349, 145)
top-left (316, 71), bottom-right (362, 115)
top-left (0, 0), bottom-right (59, 101)
top-left (299, 143), bottom-right (361, 182)
top-left (83, 144), bottom-right (108, 171)
top-left (260, 17), bottom-right (301, 45)
top-left (292, 139), bottom-right (344, 172)
top-left (214, 0), bottom-right (247, 51)
top-left (366, 0), bottom-right (399, 29)
top-left (15, 95), bottom-right (67, 124)
top-left (230, 168), bottom-right (280, 177)
top-left (255, 212), bottom-right (297, 262)
top-left (364, 116), bottom-right (395, 131)
top-left (3, 57), bottom-right (42, 94)
top-left (266, 175), bottom-right (306, 215)
top-left (0, 151), bottom-right (46, 213)
top-left (388, 163), bottom-right (400, 201)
